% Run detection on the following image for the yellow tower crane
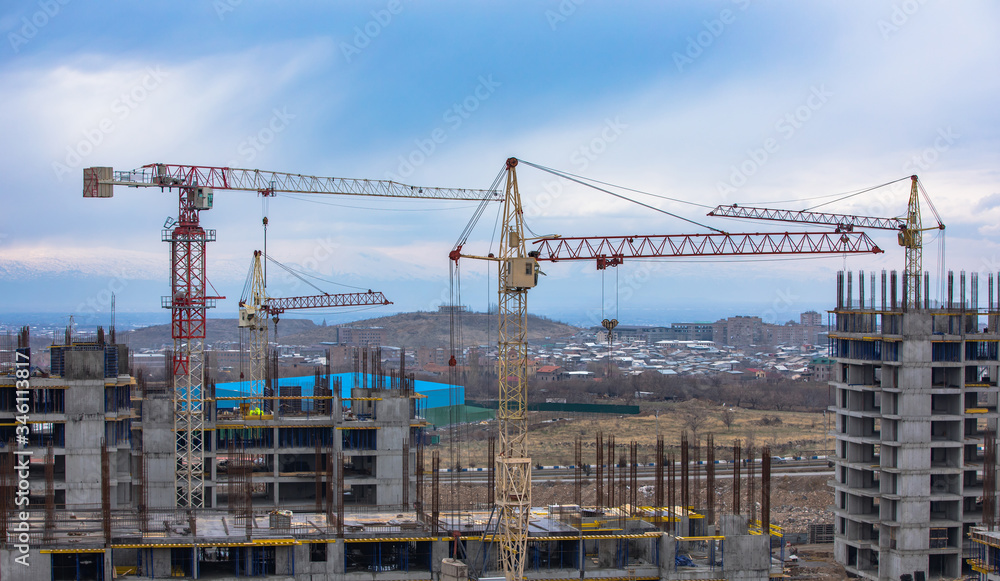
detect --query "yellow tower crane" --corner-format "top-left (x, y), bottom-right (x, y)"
top-left (451, 158), bottom-right (883, 581)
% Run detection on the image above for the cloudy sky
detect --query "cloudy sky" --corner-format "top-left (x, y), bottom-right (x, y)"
top-left (0, 1), bottom-right (997, 329)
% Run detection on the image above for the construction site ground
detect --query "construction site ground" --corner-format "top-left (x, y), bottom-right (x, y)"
top-left (431, 407), bottom-right (833, 469)
top-left (422, 474), bottom-right (841, 578)
top-left (424, 406), bottom-right (843, 577)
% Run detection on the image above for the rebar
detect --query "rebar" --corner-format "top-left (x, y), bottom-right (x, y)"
top-left (706, 434), bottom-right (715, 528)
top-left (629, 441), bottom-right (637, 517)
top-left (748, 445), bottom-right (756, 525)
top-left (574, 435), bottom-right (582, 506)
top-left (596, 431), bottom-right (604, 508)
top-left (732, 440), bottom-right (741, 515)
top-left (655, 436), bottom-right (665, 521)
top-left (431, 451), bottom-right (440, 535)
top-left (681, 432), bottom-right (689, 523)
top-left (762, 445), bottom-right (771, 537)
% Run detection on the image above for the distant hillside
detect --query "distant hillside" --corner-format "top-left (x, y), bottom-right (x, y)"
top-left (121, 311), bottom-right (582, 350)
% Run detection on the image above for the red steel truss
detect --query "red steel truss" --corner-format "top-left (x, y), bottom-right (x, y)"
top-left (532, 231), bottom-right (884, 269)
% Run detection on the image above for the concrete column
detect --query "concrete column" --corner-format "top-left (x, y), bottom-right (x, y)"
top-left (152, 548), bottom-right (172, 578)
top-left (432, 539), bottom-right (450, 576)
top-left (330, 540), bottom-right (345, 575)
top-left (1, 548), bottom-right (50, 581)
top-left (275, 545), bottom-right (292, 576)
top-left (659, 534), bottom-right (675, 578)
top-left (64, 350), bottom-right (106, 507)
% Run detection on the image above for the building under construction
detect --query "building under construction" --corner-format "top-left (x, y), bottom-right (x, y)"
top-left (830, 270), bottom-right (1000, 580)
top-left (0, 328), bottom-right (785, 580)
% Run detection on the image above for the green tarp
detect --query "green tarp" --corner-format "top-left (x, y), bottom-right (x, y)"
top-left (422, 404), bottom-right (495, 428)
top-left (465, 400), bottom-right (640, 415)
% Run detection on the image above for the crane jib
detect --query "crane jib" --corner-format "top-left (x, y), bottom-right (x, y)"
top-left (84, 164), bottom-right (499, 201)
top-left (531, 231), bottom-right (884, 265)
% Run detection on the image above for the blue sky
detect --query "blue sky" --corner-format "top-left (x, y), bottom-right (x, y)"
top-left (1, 1), bottom-right (998, 329)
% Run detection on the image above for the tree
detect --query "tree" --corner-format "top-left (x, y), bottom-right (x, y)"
top-left (677, 399), bottom-right (711, 439)
top-left (721, 407), bottom-right (736, 431)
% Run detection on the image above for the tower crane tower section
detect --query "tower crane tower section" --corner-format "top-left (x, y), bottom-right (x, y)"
top-left (83, 163), bottom-right (499, 509)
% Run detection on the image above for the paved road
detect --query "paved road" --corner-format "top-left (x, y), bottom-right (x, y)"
top-left (442, 459), bottom-right (834, 484)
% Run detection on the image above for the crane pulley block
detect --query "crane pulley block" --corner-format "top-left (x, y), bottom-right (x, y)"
top-left (506, 257), bottom-right (538, 289)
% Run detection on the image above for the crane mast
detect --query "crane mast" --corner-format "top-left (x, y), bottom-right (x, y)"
top-left (164, 185), bottom-right (217, 508)
top-left (495, 158), bottom-right (535, 581)
top-left (239, 251), bottom-right (268, 413)
top-left (85, 163), bottom-right (495, 509)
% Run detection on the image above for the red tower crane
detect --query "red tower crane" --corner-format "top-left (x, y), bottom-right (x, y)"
top-left (84, 163), bottom-right (498, 508)
top-left (450, 157), bottom-right (883, 581)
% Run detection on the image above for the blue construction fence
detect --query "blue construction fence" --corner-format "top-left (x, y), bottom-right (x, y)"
top-left (213, 372), bottom-right (463, 412)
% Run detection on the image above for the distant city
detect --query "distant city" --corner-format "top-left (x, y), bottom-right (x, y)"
top-left (3, 308), bottom-right (834, 387)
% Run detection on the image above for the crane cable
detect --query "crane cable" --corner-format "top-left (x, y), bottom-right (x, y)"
top-left (446, 162), bottom-right (508, 516)
top-left (448, 256), bottom-right (462, 512)
top-left (240, 254), bottom-right (256, 305)
top-left (265, 255), bottom-right (369, 292)
top-left (277, 192), bottom-right (480, 212)
top-left (515, 159), bottom-right (724, 234)
top-left (916, 178), bottom-right (945, 228)
top-left (453, 166), bottom-right (506, 253)
top-left (518, 161), bottom-right (718, 210)
top-left (802, 176), bottom-right (912, 212)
